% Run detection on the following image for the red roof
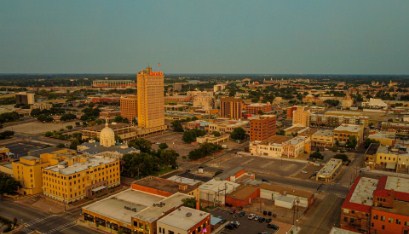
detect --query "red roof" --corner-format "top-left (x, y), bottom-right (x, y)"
top-left (341, 176), bottom-right (372, 213)
top-left (375, 176), bottom-right (409, 202)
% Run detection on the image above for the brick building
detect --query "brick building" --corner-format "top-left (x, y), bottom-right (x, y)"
top-left (120, 95), bottom-right (137, 122)
top-left (249, 115), bottom-right (276, 141)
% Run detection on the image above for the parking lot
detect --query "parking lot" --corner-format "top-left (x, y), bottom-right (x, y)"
top-left (1, 141), bottom-right (51, 158)
top-left (209, 155), bottom-right (307, 177)
top-left (211, 208), bottom-right (279, 234)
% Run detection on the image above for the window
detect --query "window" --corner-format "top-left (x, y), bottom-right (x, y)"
top-left (381, 216), bottom-right (385, 221)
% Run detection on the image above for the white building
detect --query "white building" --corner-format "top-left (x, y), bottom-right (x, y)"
top-left (198, 179), bottom-right (239, 206)
top-left (157, 206), bottom-right (211, 234)
top-left (316, 158), bottom-right (343, 182)
top-left (249, 136), bottom-right (291, 158)
top-left (362, 98), bottom-right (388, 109)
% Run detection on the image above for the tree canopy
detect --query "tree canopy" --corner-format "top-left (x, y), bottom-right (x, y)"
top-left (0, 174), bottom-right (20, 195)
top-left (128, 138), bottom-right (152, 153)
top-left (230, 127), bottom-right (247, 141)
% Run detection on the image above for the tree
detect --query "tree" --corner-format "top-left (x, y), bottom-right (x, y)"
top-left (182, 197), bottom-right (197, 209)
top-left (230, 127), bottom-right (246, 141)
top-left (334, 154), bottom-right (350, 163)
top-left (364, 138), bottom-right (379, 149)
top-left (158, 143), bottom-right (168, 150)
top-left (346, 136), bottom-right (357, 149)
top-left (324, 99), bottom-right (340, 107)
top-left (188, 143), bottom-right (222, 160)
top-left (128, 138), bottom-right (152, 153)
top-left (171, 120), bottom-right (184, 132)
top-left (159, 149), bottom-right (178, 169)
top-left (0, 174), bottom-right (20, 195)
top-left (69, 139), bottom-right (80, 150)
top-left (212, 131), bottom-right (221, 137)
top-left (0, 131), bottom-right (14, 140)
top-left (310, 150), bottom-right (323, 160)
top-left (57, 143), bottom-right (65, 148)
top-left (37, 114), bottom-right (53, 122)
top-left (183, 129), bottom-right (206, 143)
top-left (60, 113), bottom-right (77, 121)
top-left (66, 125), bottom-right (73, 130)
top-left (121, 153), bottom-right (160, 178)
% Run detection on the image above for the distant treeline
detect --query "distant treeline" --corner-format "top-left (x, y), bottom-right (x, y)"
top-left (0, 74), bottom-right (408, 86)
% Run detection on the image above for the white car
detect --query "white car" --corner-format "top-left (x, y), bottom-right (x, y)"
top-left (247, 214), bottom-right (256, 220)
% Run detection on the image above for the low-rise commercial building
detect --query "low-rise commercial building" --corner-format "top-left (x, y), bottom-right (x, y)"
top-left (250, 136), bottom-right (291, 158)
top-left (259, 183), bottom-right (314, 208)
top-left (282, 136), bottom-right (311, 158)
top-left (82, 189), bottom-right (192, 234)
top-left (198, 179), bottom-right (240, 206)
top-left (208, 119), bottom-right (248, 134)
top-left (311, 130), bottom-right (334, 149)
top-left (368, 132), bottom-right (395, 147)
top-left (225, 185), bottom-right (260, 207)
top-left (374, 145), bottom-right (409, 173)
top-left (131, 176), bottom-right (200, 203)
top-left (333, 124), bottom-right (364, 147)
top-left (316, 158), bottom-right (343, 182)
top-left (157, 206), bottom-right (211, 234)
top-left (196, 134), bottom-right (229, 145)
top-left (310, 111), bottom-right (369, 128)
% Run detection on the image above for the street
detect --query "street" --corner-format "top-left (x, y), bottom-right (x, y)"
top-left (0, 200), bottom-right (94, 234)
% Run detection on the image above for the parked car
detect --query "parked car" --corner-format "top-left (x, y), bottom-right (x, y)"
top-left (265, 218), bottom-right (272, 223)
top-left (248, 214), bottom-right (256, 220)
top-left (258, 217), bottom-right (266, 223)
top-left (267, 224), bottom-right (279, 230)
top-left (225, 224), bottom-right (235, 230)
top-left (238, 211), bottom-right (246, 217)
top-left (230, 221), bottom-right (240, 228)
top-left (254, 216), bottom-right (259, 221)
top-left (267, 211), bottom-right (272, 216)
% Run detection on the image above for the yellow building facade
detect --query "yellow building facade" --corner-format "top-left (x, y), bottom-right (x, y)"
top-left (137, 66), bottom-right (167, 133)
top-left (10, 149), bottom-right (77, 195)
top-left (42, 156), bottom-right (120, 203)
top-left (333, 124), bottom-right (364, 147)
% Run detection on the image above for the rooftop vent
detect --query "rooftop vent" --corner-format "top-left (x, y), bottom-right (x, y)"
top-left (186, 212), bottom-right (192, 217)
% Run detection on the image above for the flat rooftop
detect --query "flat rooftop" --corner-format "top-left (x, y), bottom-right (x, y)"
top-left (385, 176), bottom-right (409, 194)
top-left (228, 185), bottom-right (258, 200)
top-left (167, 175), bottom-right (201, 186)
top-left (260, 135), bottom-right (292, 144)
top-left (312, 129), bottom-right (334, 137)
top-left (83, 189), bottom-right (164, 225)
top-left (317, 158), bottom-right (343, 178)
top-left (334, 124), bottom-right (363, 133)
top-left (133, 192), bottom-right (192, 223)
top-left (259, 183), bottom-right (313, 198)
top-left (329, 227), bottom-right (360, 234)
top-left (158, 206), bottom-right (209, 231)
top-left (133, 176), bottom-right (197, 194)
top-left (45, 156), bottom-right (116, 175)
top-left (349, 177), bottom-right (378, 207)
top-left (284, 136), bottom-right (307, 145)
top-left (199, 179), bottom-right (239, 193)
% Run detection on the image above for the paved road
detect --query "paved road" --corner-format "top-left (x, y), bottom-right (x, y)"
top-left (0, 200), bottom-right (94, 234)
top-left (299, 193), bottom-right (343, 234)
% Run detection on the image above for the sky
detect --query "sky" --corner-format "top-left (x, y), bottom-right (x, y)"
top-left (1, 1), bottom-right (409, 74)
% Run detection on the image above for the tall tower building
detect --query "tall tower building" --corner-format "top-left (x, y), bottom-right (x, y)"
top-left (220, 97), bottom-right (243, 120)
top-left (137, 66), bottom-right (167, 133)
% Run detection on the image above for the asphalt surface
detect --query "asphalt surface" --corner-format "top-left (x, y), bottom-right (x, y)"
top-left (0, 200), bottom-right (94, 234)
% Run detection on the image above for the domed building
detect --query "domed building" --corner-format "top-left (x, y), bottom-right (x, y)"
top-left (100, 121), bottom-right (115, 147)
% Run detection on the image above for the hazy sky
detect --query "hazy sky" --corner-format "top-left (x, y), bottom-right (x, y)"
top-left (1, 1), bottom-right (409, 74)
